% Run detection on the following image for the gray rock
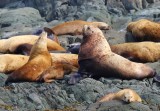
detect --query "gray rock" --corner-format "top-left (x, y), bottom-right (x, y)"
top-left (132, 8), bottom-right (160, 21)
top-left (28, 93), bottom-right (42, 104)
top-left (0, 7), bottom-right (47, 39)
top-left (65, 78), bottom-right (108, 104)
top-left (111, 16), bottom-right (132, 30)
top-left (105, 29), bottom-right (126, 45)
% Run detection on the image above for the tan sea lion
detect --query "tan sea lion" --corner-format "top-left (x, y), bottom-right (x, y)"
top-left (50, 53), bottom-right (79, 68)
top-left (98, 89), bottom-right (142, 103)
top-left (0, 35), bottom-right (65, 54)
top-left (127, 19), bottom-right (160, 42)
top-left (0, 54), bottom-right (28, 74)
top-left (0, 53), bottom-right (78, 74)
top-left (69, 25), bottom-right (156, 84)
top-left (5, 32), bottom-right (52, 83)
top-left (44, 20), bottom-right (110, 38)
top-left (111, 42), bottom-right (160, 63)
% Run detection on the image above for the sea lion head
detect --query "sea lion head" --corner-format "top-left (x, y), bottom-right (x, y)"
top-left (29, 31), bottom-right (48, 59)
top-left (83, 25), bottom-right (104, 38)
top-left (122, 90), bottom-right (142, 103)
top-left (123, 92), bottom-right (134, 103)
top-left (34, 31), bottom-right (47, 49)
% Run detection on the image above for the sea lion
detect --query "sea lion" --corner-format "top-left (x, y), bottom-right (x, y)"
top-left (37, 53), bottom-right (79, 83)
top-left (44, 20), bottom-right (110, 38)
top-left (37, 63), bottom-right (78, 83)
top-left (0, 53), bottom-right (78, 74)
top-left (69, 25), bottom-right (156, 84)
top-left (5, 32), bottom-right (52, 83)
top-left (50, 53), bottom-right (79, 68)
top-left (0, 54), bottom-right (28, 74)
top-left (15, 43), bottom-right (67, 55)
top-left (127, 19), bottom-right (160, 42)
top-left (0, 35), bottom-right (65, 54)
top-left (110, 42), bottom-right (160, 63)
top-left (32, 28), bottom-right (60, 44)
top-left (98, 89), bottom-right (142, 103)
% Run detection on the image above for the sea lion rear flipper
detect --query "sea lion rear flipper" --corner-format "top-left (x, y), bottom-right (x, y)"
top-left (153, 74), bottom-right (160, 83)
top-left (68, 72), bottom-right (82, 85)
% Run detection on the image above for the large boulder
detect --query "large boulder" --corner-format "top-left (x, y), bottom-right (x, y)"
top-left (0, 7), bottom-right (46, 39)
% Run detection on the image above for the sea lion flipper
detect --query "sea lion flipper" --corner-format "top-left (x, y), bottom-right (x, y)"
top-left (153, 74), bottom-right (160, 83)
top-left (68, 72), bottom-right (82, 85)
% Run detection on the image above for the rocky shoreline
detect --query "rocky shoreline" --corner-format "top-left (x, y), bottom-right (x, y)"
top-left (0, 0), bottom-right (160, 111)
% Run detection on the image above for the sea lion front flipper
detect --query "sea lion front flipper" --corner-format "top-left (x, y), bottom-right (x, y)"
top-left (153, 74), bottom-right (160, 83)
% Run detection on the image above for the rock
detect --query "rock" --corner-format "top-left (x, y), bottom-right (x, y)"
top-left (28, 93), bottom-right (42, 104)
top-left (0, 7), bottom-right (47, 39)
top-left (65, 78), bottom-right (108, 104)
top-left (132, 8), bottom-right (160, 21)
top-left (111, 16), bottom-right (132, 30)
top-left (0, 0), bottom-right (160, 111)
top-left (5, 1), bottom-right (25, 8)
top-left (105, 29), bottom-right (126, 45)
top-left (106, 0), bottom-right (127, 15)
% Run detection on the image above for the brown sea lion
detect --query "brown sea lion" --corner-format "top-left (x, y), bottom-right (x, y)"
top-left (127, 19), bottom-right (160, 42)
top-left (0, 53), bottom-right (78, 74)
top-left (5, 32), bottom-right (52, 83)
top-left (69, 25), bottom-right (156, 84)
top-left (0, 35), bottom-right (65, 54)
top-left (37, 63), bottom-right (78, 83)
top-left (44, 20), bottom-right (110, 38)
top-left (98, 89), bottom-right (142, 103)
top-left (111, 42), bottom-right (160, 63)
top-left (37, 53), bottom-right (79, 83)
